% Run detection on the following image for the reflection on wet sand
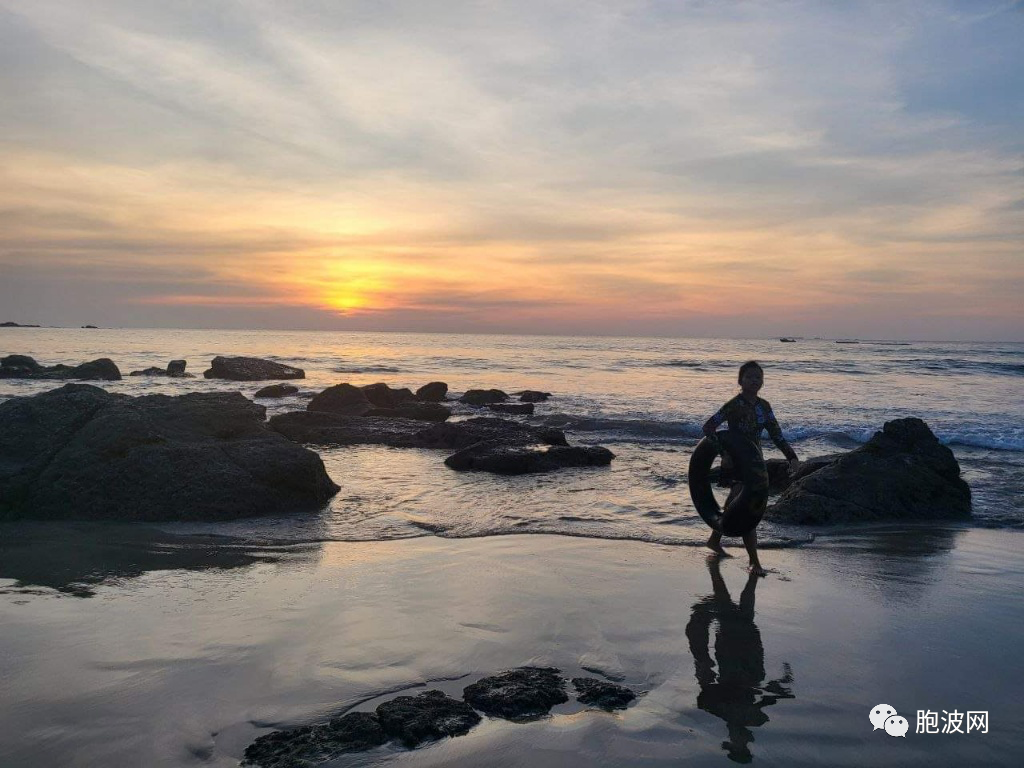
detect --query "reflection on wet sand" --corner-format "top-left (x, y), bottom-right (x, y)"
top-left (0, 522), bottom-right (318, 597)
top-left (686, 557), bottom-right (794, 763)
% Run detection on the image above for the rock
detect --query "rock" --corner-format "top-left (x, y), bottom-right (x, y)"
top-left (129, 367), bottom-right (168, 377)
top-left (712, 453), bottom-right (848, 491)
top-left (365, 402), bottom-right (451, 422)
top-left (270, 411), bottom-right (432, 447)
top-left (129, 361), bottom-right (194, 378)
top-left (768, 418), bottom-right (971, 525)
top-left (242, 712), bottom-right (386, 768)
top-left (0, 355), bottom-right (121, 381)
top-left (202, 356), bottom-right (304, 381)
top-left (254, 384), bottom-right (299, 398)
top-left (446, 442), bottom-right (615, 475)
top-left (376, 690), bottom-right (481, 748)
top-left (571, 678), bottom-right (636, 710)
top-left (459, 389), bottom-right (509, 405)
top-left (415, 381), bottom-right (448, 402)
top-left (463, 667), bottom-right (568, 720)
top-left (307, 383), bottom-right (372, 416)
top-left (0, 384), bottom-right (338, 521)
top-left (487, 402), bottom-right (535, 416)
top-left (167, 360), bottom-right (187, 376)
top-left (517, 390), bottom-right (551, 403)
top-left (416, 417), bottom-right (567, 450)
top-left (361, 382), bottom-right (415, 408)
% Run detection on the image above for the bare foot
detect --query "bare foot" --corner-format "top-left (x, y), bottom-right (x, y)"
top-left (748, 564), bottom-right (768, 577)
top-left (706, 534), bottom-right (731, 557)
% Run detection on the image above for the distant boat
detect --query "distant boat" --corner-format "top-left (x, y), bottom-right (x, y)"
top-left (835, 340), bottom-right (859, 344)
top-left (779, 337), bottom-right (796, 342)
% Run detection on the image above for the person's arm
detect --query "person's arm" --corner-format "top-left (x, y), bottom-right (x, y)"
top-left (702, 400), bottom-right (730, 439)
top-left (763, 404), bottom-right (799, 469)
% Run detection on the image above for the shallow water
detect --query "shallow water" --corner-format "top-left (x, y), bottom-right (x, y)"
top-left (1, 529), bottom-right (1021, 767)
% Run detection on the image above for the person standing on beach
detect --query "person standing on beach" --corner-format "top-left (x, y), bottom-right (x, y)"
top-left (701, 360), bottom-right (800, 575)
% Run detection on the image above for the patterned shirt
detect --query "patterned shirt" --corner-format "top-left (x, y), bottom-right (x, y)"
top-left (707, 394), bottom-right (797, 460)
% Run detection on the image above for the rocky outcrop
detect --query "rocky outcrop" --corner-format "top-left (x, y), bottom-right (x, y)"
top-left (516, 390), bottom-right (551, 403)
top-left (365, 402), bottom-right (451, 422)
top-left (254, 384), bottom-right (299, 398)
top-left (459, 388), bottom-right (508, 405)
top-left (0, 355), bottom-right (121, 381)
top-left (445, 442), bottom-right (615, 475)
top-left (269, 411), bottom-right (433, 447)
top-left (243, 711), bottom-right (385, 768)
top-left (571, 678), bottom-right (636, 710)
top-left (307, 383), bottom-right (372, 416)
top-left (376, 691), bottom-right (481, 748)
top-left (361, 382), bottom-right (415, 408)
top-left (242, 668), bottom-right (637, 767)
top-left (416, 417), bottom-right (568, 450)
top-left (713, 453), bottom-right (848, 491)
top-left (202, 356), bottom-right (304, 381)
top-left (463, 667), bottom-right (568, 720)
top-left (768, 418), bottom-right (971, 525)
top-left (0, 384), bottom-right (338, 521)
top-left (488, 402), bottom-right (535, 415)
top-left (415, 381), bottom-right (448, 402)
top-left (128, 360), bottom-right (193, 378)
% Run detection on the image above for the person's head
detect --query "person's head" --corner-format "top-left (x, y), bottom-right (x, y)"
top-left (738, 360), bottom-right (764, 394)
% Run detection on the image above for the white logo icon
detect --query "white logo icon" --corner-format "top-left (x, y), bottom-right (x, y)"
top-left (870, 704), bottom-right (898, 731)
top-left (884, 715), bottom-right (909, 737)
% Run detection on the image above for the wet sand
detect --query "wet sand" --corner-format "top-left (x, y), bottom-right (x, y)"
top-left (1, 526), bottom-right (1022, 767)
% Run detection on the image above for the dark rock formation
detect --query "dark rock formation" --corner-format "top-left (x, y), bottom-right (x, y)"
top-left (415, 381), bottom-right (448, 402)
top-left (242, 712), bottom-right (385, 768)
top-left (488, 402), bottom-right (535, 415)
top-left (129, 360), bottom-right (194, 378)
top-left (571, 678), bottom-right (636, 710)
top-left (376, 690), bottom-right (481, 748)
top-left (517, 390), bottom-right (551, 403)
top-left (713, 453), bottom-right (848, 491)
top-left (361, 382), bottom-right (415, 408)
top-left (254, 384), bottom-right (299, 398)
top-left (0, 355), bottom-right (121, 381)
top-left (365, 402), bottom-right (451, 422)
top-left (269, 411), bottom-right (432, 447)
top-left (0, 384), bottom-right (338, 521)
top-left (416, 417), bottom-right (567, 450)
top-left (459, 388), bottom-right (509, 405)
top-left (768, 418), bottom-right (971, 525)
top-left (445, 442), bottom-right (614, 475)
top-left (463, 667), bottom-right (568, 720)
top-left (307, 383), bottom-right (372, 416)
top-left (202, 356), bottom-right (304, 381)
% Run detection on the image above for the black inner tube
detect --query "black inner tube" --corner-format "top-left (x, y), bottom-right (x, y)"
top-left (688, 431), bottom-right (770, 537)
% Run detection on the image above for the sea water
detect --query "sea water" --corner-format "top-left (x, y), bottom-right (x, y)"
top-left (2, 328), bottom-right (1021, 546)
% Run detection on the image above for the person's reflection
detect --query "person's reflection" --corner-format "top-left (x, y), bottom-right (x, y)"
top-left (686, 557), bottom-right (794, 763)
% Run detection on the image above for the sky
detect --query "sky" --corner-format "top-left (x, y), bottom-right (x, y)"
top-left (1, 0), bottom-right (1022, 340)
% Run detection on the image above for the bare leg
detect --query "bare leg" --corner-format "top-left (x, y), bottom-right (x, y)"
top-left (742, 528), bottom-right (766, 576)
top-left (705, 530), bottom-right (730, 556)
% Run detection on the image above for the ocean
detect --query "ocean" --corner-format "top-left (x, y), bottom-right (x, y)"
top-left (3, 327), bottom-right (1021, 543)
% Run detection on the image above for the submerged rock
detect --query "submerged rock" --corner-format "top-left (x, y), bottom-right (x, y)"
top-left (445, 442), bottom-right (615, 475)
top-left (488, 402), bottom-right (535, 415)
top-left (0, 355), bottom-right (121, 381)
top-left (376, 690), bottom-right (481, 747)
top-left (415, 381), bottom-right (448, 402)
top-left (307, 383), bottom-right (372, 416)
top-left (571, 678), bottom-right (636, 710)
top-left (254, 384), bottom-right (299, 398)
top-left (269, 411), bottom-right (432, 447)
top-left (768, 418), bottom-right (971, 525)
top-left (459, 388), bottom-right (509, 405)
top-left (416, 417), bottom-right (567, 450)
top-left (463, 667), bottom-right (568, 720)
top-left (129, 360), bottom-right (194, 378)
top-left (242, 711), bottom-right (386, 768)
top-left (516, 390), bottom-right (551, 403)
top-left (0, 384), bottom-right (338, 521)
top-left (203, 356), bottom-right (304, 381)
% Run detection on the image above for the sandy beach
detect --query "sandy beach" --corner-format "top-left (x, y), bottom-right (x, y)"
top-left (2, 524), bottom-right (1022, 767)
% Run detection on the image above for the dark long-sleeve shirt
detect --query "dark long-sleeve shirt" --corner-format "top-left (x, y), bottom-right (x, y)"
top-left (705, 395), bottom-right (797, 461)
